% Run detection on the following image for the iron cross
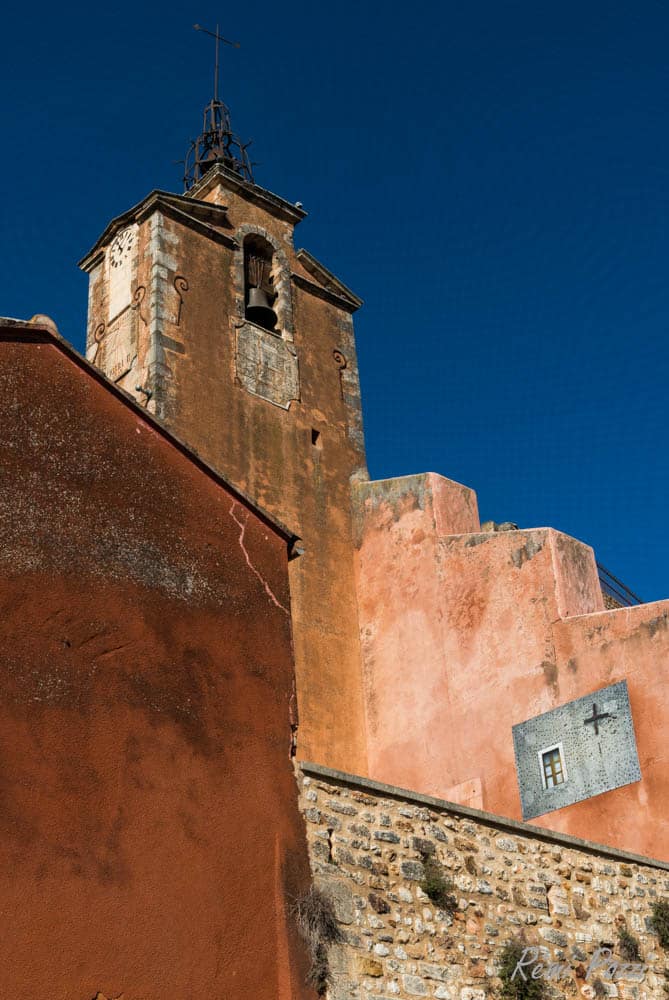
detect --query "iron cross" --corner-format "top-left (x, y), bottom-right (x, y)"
top-left (193, 23), bottom-right (241, 103)
top-left (583, 702), bottom-right (612, 736)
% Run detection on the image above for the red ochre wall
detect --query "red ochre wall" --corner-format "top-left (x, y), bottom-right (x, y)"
top-left (353, 472), bottom-right (669, 862)
top-left (0, 333), bottom-right (314, 1000)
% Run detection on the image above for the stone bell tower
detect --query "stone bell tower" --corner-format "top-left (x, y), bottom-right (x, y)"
top-left (79, 64), bottom-right (370, 773)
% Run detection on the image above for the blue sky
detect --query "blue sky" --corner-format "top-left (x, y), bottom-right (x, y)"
top-left (1, 1), bottom-right (667, 600)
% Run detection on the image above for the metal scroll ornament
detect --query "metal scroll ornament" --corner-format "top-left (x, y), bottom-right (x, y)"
top-left (131, 286), bottom-right (147, 327)
top-left (333, 350), bottom-right (348, 399)
top-left (174, 276), bottom-right (189, 326)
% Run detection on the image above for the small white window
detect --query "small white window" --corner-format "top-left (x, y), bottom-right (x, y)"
top-left (539, 743), bottom-right (567, 790)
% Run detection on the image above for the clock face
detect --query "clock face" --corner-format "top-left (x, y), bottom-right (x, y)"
top-left (109, 227), bottom-right (135, 268)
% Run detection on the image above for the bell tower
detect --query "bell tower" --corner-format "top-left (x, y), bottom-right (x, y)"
top-left (79, 40), bottom-right (370, 773)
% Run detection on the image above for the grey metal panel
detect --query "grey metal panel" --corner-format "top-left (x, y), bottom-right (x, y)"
top-left (512, 681), bottom-right (641, 820)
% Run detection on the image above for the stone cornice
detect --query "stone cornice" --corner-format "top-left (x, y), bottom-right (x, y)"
top-left (78, 190), bottom-right (234, 271)
top-left (295, 249), bottom-right (362, 312)
top-left (187, 164), bottom-right (308, 225)
top-left (291, 272), bottom-right (361, 314)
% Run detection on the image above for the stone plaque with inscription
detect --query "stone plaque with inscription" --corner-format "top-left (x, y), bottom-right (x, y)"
top-left (98, 308), bottom-right (138, 382)
top-left (512, 680), bottom-right (641, 820)
top-left (235, 322), bottom-right (300, 410)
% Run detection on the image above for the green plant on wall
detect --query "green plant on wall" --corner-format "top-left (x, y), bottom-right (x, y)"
top-left (292, 885), bottom-right (344, 995)
top-left (498, 938), bottom-right (548, 1000)
top-left (652, 902), bottom-right (669, 950)
top-left (617, 924), bottom-right (642, 963)
top-left (419, 848), bottom-right (458, 913)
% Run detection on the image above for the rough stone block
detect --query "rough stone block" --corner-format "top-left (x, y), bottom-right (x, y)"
top-left (358, 958), bottom-right (383, 977)
top-left (402, 975), bottom-right (428, 996)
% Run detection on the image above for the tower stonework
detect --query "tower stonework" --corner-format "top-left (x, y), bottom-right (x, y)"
top-left (80, 164), bottom-right (370, 773)
top-left (77, 109), bottom-right (669, 863)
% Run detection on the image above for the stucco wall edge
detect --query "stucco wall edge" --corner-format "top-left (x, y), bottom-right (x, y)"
top-left (556, 597), bottom-right (669, 624)
top-left (0, 320), bottom-right (299, 545)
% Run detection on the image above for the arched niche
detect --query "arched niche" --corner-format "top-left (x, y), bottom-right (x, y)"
top-left (232, 225), bottom-right (294, 342)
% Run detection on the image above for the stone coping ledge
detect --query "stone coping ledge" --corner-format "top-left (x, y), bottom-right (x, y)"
top-left (300, 761), bottom-right (669, 872)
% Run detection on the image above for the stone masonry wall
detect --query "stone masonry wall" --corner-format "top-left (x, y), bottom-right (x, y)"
top-left (299, 764), bottom-right (669, 1000)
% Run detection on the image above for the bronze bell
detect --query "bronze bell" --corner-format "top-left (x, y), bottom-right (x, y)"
top-left (247, 286), bottom-right (278, 329)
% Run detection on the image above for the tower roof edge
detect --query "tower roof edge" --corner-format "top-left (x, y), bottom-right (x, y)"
top-left (187, 163), bottom-right (307, 225)
top-left (295, 248), bottom-right (362, 311)
top-left (77, 190), bottom-right (234, 270)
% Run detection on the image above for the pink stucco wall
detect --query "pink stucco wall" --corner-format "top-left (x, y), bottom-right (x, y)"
top-left (353, 472), bottom-right (669, 861)
top-left (550, 602), bottom-right (669, 856)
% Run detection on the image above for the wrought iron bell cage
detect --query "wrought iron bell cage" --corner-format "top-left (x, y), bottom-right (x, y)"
top-left (183, 98), bottom-right (254, 191)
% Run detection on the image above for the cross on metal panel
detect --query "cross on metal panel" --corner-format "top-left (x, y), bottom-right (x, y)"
top-left (583, 702), bottom-right (614, 736)
top-left (512, 681), bottom-right (640, 820)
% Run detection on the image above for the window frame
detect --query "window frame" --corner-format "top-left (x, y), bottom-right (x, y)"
top-left (538, 742), bottom-right (568, 791)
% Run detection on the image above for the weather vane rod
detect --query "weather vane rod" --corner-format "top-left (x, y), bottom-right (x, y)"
top-left (193, 23), bottom-right (240, 103)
